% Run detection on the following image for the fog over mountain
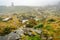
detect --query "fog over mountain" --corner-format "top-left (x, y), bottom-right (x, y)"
top-left (0, 1), bottom-right (60, 12)
top-left (0, 0), bottom-right (60, 6)
top-left (0, 1), bottom-right (60, 17)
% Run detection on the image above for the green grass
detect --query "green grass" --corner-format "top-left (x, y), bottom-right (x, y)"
top-left (26, 35), bottom-right (42, 40)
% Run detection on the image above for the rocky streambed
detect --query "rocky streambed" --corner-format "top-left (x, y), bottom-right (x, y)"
top-left (0, 27), bottom-right (42, 40)
top-left (0, 27), bottom-right (53, 40)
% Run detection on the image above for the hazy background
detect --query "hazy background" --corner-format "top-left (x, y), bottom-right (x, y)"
top-left (0, 0), bottom-right (60, 6)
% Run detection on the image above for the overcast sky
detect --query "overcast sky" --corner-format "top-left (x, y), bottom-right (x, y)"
top-left (0, 0), bottom-right (60, 6)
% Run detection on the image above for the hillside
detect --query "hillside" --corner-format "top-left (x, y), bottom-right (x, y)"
top-left (0, 2), bottom-right (60, 40)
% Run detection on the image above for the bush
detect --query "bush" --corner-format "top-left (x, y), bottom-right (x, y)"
top-left (26, 24), bottom-right (33, 28)
top-left (0, 17), bottom-right (3, 21)
top-left (3, 27), bottom-right (11, 35)
top-left (48, 19), bottom-right (56, 22)
top-left (34, 23), bottom-right (44, 29)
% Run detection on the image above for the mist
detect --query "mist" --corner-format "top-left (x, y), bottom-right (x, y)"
top-left (0, 0), bottom-right (60, 6)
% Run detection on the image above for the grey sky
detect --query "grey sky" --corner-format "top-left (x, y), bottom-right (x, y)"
top-left (0, 0), bottom-right (60, 6)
